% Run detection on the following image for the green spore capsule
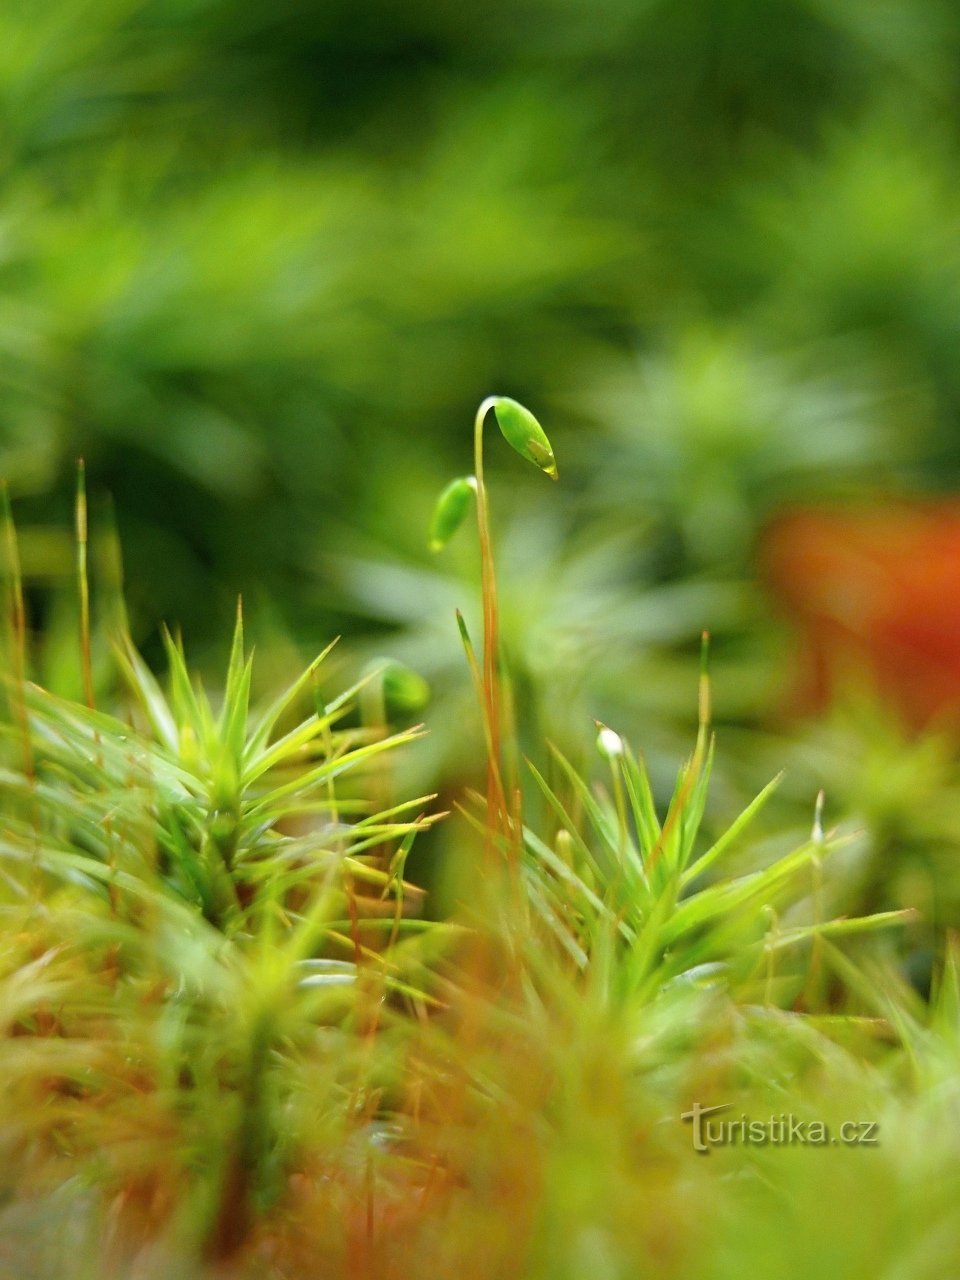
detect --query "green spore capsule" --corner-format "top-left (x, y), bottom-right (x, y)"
top-left (429, 475), bottom-right (477, 551)
top-left (492, 397), bottom-right (558, 479)
top-left (381, 661), bottom-right (431, 713)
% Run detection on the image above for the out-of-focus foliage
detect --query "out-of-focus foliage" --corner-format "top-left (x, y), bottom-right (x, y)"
top-left (4, 0), bottom-right (960, 639)
top-left (7, 0), bottom-right (960, 922)
top-left (0, 582), bottom-right (943, 1279)
top-left (7, 11), bottom-right (960, 1275)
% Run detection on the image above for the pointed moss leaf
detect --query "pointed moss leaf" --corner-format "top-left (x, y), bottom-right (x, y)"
top-left (492, 397), bottom-right (557, 479)
top-left (429, 475), bottom-right (476, 551)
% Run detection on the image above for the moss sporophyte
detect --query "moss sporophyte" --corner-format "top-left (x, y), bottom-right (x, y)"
top-left (429, 396), bottom-right (558, 848)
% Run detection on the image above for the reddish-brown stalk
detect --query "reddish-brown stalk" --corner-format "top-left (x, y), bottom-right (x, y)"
top-left (76, 459), bottom-right (95, 710)
top-left (1, 483), bottom-right (32, 783)
top-left (473, 398), bottom-right (514, 849)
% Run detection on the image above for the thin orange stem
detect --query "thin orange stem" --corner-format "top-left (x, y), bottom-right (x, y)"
top-left (2, 484), bottom-right (32, 783)
top-left (456, 609), bottom-right (510, 828)
top-left (76, 460), bottom-right (95, 710)
top-left (473, 398), bottom-right (513, 847)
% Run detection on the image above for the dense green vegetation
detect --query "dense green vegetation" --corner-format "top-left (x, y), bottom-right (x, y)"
top-left (0, 460), bottom-right (951, 1279)
top-left (4, 3), bottom-right (960, 1275)
top-left (6, 0), bottom-right (960, 655)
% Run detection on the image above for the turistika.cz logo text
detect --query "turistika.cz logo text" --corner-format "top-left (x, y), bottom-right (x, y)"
top-left (680, 1103), bottom-right (879, 1154)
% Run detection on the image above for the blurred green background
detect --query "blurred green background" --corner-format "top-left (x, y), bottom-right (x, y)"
top-left (5, 0), bottom-right (960, 842)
